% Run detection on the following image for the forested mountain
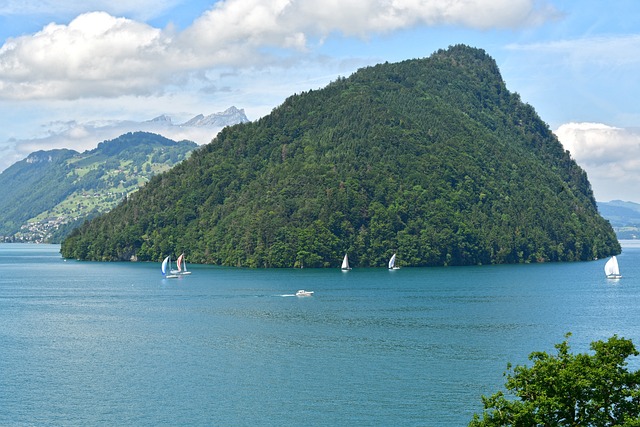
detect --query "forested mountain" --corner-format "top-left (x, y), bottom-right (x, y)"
top-left (61, 45), bottom-right (620, 267)
top-left (0, 132), bottom-right (196, 243)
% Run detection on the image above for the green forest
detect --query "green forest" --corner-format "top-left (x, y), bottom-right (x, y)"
top-left (61, 45), bottom-right (620, 267)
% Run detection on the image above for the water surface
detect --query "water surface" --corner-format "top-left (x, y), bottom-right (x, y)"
top-left (1, 243), bottom-right (639, 426)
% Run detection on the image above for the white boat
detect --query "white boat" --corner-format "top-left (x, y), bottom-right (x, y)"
top-left (604, 256), bottom-right (622, 279)
top-left (388, 253), bottom-right (400, 270)
top-left (341, 253), bottom-right (351, 271)
top-left (171, 253), bottom-right (192, 275)
top-left (296, 290), bottom-right (314, 297)
top-left (162, 256), bottom-right (179, 279)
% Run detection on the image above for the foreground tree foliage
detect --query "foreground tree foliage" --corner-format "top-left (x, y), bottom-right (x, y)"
top-left (470, 334), bottom-right (640, 426)
top-left (61, 45), bottom-right (619, 266)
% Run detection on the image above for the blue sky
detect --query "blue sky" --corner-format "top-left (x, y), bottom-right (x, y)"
top-left (0, 0), bottom-right (638, 202)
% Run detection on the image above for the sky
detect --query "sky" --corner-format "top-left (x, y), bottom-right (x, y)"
top-left (0, 0), bottom-right (639, 202)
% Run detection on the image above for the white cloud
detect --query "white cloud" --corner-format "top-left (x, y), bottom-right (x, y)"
top-left (0, 12), bottom-right (175, 99)
top-left (182, 0), bottom-right (558, 50)
top-left (0, 0), bottom-right (559, 100)
top-left (555, 122), bottom-right (640, 202)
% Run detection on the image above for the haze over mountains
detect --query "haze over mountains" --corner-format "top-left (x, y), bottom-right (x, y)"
top-left (598, 200), bottom-right (640, 240)
top-left (1, 107), bottom-right (249, 173)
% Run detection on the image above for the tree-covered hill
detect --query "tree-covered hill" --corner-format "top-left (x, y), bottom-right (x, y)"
top-left (61, 45), bottom-right (620, 267)
top-left (0, 132), bottom-right (196, 243)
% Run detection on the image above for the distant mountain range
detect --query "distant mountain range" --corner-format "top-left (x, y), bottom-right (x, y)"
top-left (598, 200), bottom-right (640, 239)
top-left (147, 106), bottom-right (250, 128)
top-left (0, 106), bottom-right (250, 174)
top-left (0, 132), bottom-right (197, 243)
top-left (0, 105), bottom-right (250, 243)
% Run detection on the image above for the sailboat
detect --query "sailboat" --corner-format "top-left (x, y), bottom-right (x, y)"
top-left (341, 253), bottom-right (351, 271)
top-left (604, 256), bottom-right (622, 279)
top-left (388, 253), bottom-right (400, 270)
top-left (161, 256), bottom-right (178, 279)
top-left (171, 253), bottom-right (192, 276)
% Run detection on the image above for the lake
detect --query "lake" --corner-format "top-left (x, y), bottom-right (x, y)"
top-left (1, 242), bottom-right (639, 426)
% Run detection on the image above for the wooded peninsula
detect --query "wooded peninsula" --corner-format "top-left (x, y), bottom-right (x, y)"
top-left (61, 45), bottom-right (620, 267)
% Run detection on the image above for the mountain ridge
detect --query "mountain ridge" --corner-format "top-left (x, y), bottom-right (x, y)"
top-left (148, 106), bottom-right (249, 127)
top-left (0, 106), bottom-right (250, 174)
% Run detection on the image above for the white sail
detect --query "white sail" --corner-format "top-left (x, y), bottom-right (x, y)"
top-left (170, 253), bottom-right (190, 275)
top-left (388, 253), bottom-right (397, 269)
top-left (341, 254), bottom-right (351, 270)
top-left (162, 256), bottom-right (178, 278)
top-left (604, 256), bottom-right (621, 278)
top-left (179, 253), bottom-right (191, 275)
top-left (162, 256), bottom-right (169, 275)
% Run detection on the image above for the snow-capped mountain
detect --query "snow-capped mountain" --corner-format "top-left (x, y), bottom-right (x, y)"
top-left (179, 107), bottom-right (249, 127)
top-left (148, 106), bottom-right (249, 128)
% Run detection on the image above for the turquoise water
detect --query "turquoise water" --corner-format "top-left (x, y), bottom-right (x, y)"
top-left (1, 243), bottom-right (640, 426)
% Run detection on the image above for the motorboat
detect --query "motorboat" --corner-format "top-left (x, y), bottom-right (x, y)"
top-left (295, 289), bottom-right (314, 297)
